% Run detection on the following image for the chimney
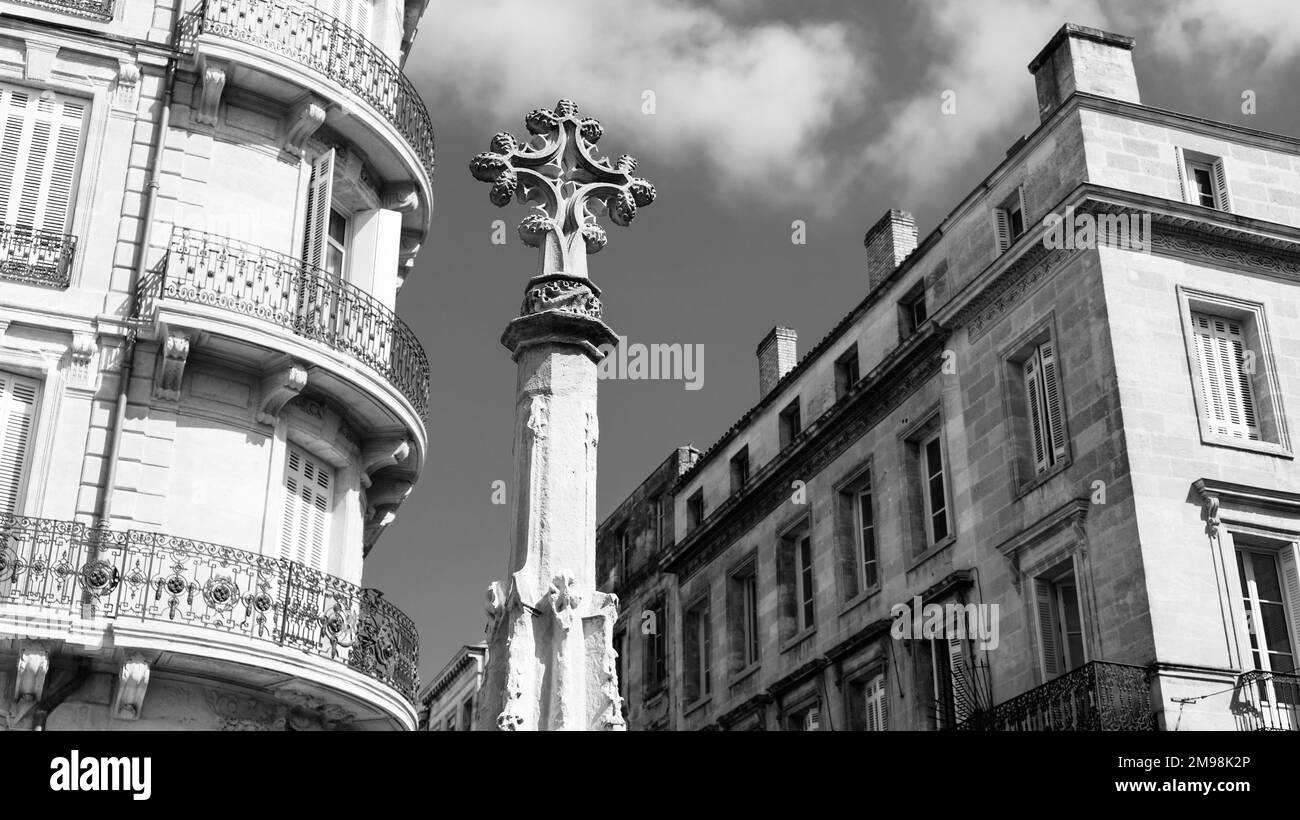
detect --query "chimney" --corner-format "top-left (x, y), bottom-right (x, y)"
top-left (1028, 23), bottom-right (1139, 122)
top-left (756, 326), bottom-right (797, 398)
top-left (864, 209), bottom-right (918, 290)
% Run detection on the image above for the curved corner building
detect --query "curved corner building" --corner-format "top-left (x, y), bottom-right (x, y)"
top-left (0, 0), bottom-right (432, 730)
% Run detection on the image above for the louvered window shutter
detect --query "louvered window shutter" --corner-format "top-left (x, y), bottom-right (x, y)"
top-left (994, 208), bottom-right (1011, 253)
top-left (805, 705), bottom-right (820, 731)
top-left (864, 674), bottom-right (887, 731)
top-left (1023, 353), bottom-right (1048, 474)
top-left (281, 445), bottom-right (332, 569)
top-left (1036, 578), bottom-right (1061, 679)
top-left (0, 85), bottom-right (86, 234)
top-left (1212, 158), bottom-right (1233, 212)
top-left (948, 635), bottom-right (973, 724)
top-left (302, 149), bottom-right (335, 269)
top-left (0, 372), bottom-right (37, 517)
top-left (1173, 146), bottom-right (1189, 204)
top-left (1038, 341), bottom-right (1068, 463)
top-left (1280, 545), bottom-right (1300, 652)
top-left (1191, 312), bottom-right (1259, 440)
top-left (1017, 185), bottom-right (1028, 229)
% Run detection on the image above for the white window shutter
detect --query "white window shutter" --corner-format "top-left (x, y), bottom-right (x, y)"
top-left (1036, 578), bottom-right (1061, 679)
top-left (281, 444), bottom-right (332, 569)
top-left (0, 85), bottom-right (86, 233)
top-left (805, 705), bottom-right (820, 731)
top-left (302, 149), bottom-right (335, 269)
top-left (994, 208), bottom-right (1010, 253)
top-left (948, 636), bottom-right (973, 724)
top-left (1281, 545), bottom-right (1300, 652)
top-left (1023, 354), bottom-right (1048, 474)
top-left (1173, 146), bottom-right (1189, 204)
top-left (1192, 312), bottom-right (1259, 440)
top-left (0, 372), bottom-right (38, 517)
top-left (1017, 185), bottom-right (1028, 228)
top-left (1212, 157), bottom-right (1233, 213)
top-left (1039, 341), bottom-right (1068, 463)
top-left (865, 674), bottom-right (887, 731)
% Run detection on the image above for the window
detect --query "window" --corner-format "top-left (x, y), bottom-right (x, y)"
top-left (834, 346), bottom-right (860, 400)
top-left (778, 522), bottom-right (816, 642)
top-left (654, 494), bottom-right (666, 548)
top-left (741, 571), bottom-right (760, 667)
top-left (855, 482), bottom-right (878, 591)
top-left (686, 489), bottom-right (704, 532)
top-left (919, 430), bottom-right (950, 546)
top-left (850, 672), bottom-right (888, 731)
top-left (644, 600), bottom-right (667, 696)
top-left (1191, 312), bottom-right (1258, 441)
top-left (325, 209), bottom-right (348, 279)
top-left (0, 84), bottom-right (88, 237)
top-left (1175, 147), bottom-right (1232, 212)
top-left (460, 698), bottom-right (474, 731)
top-left (445, 714), bottom-right (456, 732)
top-left (927, 637), bottom-right (971, 728)
top-left (787, 702), bottom-right (821, 731)
top-left (899, 285), bottom-right (928, 338)
top-left (684, 600), bottom-right (712, 702)
top-left (1236, 547), bottom-right (1297, 677)
top-left (619, 527), bottom-right (631, 578)
top-left (728, 561), bottom-right (761, 673)
top-left (994, 186), bottom-right (1028, 252)
top-left (729, 447), bottom-right (750, 494)
top-left (779, 399), bottom-right (801, 449)
top-left (280, 444), bottom-right (333, 569)
top-left (1035, 566), bottom-right (1087, 680)
top-left (1022, 339), bottom-right (1068, 474)
top-left (0, 371), bottom-right (38, 516)
top-left (797, 533), bottom-right (815, 630)
top-left (303, 149), bottom-right (337, 271)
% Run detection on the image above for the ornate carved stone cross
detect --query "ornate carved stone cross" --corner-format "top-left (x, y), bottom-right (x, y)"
top-left (469, 100), bottom-right (656, 731)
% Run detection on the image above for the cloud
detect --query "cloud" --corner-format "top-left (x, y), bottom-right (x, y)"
top-left (409, 0), bottom-right (868, 208)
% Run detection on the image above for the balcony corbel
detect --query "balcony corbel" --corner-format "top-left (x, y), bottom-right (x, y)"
top-left (12, 643), bottom-right (50, 708)
top-left (152, 329), bottom-right (192, 402)
top-left (112, 654), bottom-right (152, 720)
top-left (194, 55), bottom-right (228, 126)
top-left (360, 437), bottom-right (411, 488)
top-left (257, 360), bottom-right (309, 425)
top-left (283, 95), bottom-right (327, 158)
top-left (363, 477), bottom-right (413, 552)
top-left (382, 183), bottom-right (420, 213)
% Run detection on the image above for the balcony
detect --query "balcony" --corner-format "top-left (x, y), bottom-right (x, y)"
top-left (957, 661), bottom-right (1156, 731)
top-left (10, 0), bottom-right (114, 19)
top-left (188, 0), bottom-right (435, 186)
top-left (0, 224), bottom-right (76, 289)
top-left (141, 228), bottom-right (429, 428)
top-left (0, 512), bottom-right (419, 717)
top-left (1233, 670), bottom-right (1300, 730)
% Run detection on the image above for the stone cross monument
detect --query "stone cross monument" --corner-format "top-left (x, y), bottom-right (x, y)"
top-left (469, 100), bottom-right (656, 730)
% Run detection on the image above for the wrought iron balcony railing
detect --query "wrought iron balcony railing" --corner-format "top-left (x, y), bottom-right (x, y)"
top-left (0, 224), bottom-right (76, 289)
top-left (192, 0), bottom-right (435, 180)
top-left (0, 513), bottom-right (419, 705)
top-left (145, 228), bottom-right (429, 423)
top-left (1234, 669), bottom-right (1300, 730)
top-left (957, 661), bottom-right (1156, 731)
top-left (10, 0), bottom-right (114, 19)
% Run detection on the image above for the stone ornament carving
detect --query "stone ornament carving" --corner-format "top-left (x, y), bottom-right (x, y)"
top-left (112, 655), bottom-right (151, 720)
top-left (194, 56), bottom-right (227, 126)
top-left (257, 362), bottom-right (308, 424)
top-left (153, 330), bottom-right (191, 401)
top-left (12, 644), bottom-right (49, 707)
top-left (470, 99), bottom-right (656, 279)
top-left (520, 275), bottom-right (603, 320)
top-left (114, 60), bottom-right (141, 112)
top-left (69, 331), bottom-right (97, 386)
top-left (382, 183), bottom-right (420, 212)
top-left (360, 437), bottom-right (411, 488)
top-left (526, 395), bottom-right (548, 441)
top-left (283, 96), bottom-right (327, 157)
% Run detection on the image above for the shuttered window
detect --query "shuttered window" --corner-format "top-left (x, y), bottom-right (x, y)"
top-left (0, 371), bottom-right (38, 516)
top-left (1175, 147), bottom-right (1233, 212)
top-left (796, 533), bottom-right (815, 629)
top-left (1191, 312), bottom-right (1259, 441)
top-left (1036, 572), bottom-right (1087, 681)
top-left (302, 149), bottom-right (335, 270)
top-left (862, 673), bottom-right (888, 731)
top-left (1023, 339), bottom-right (1068, 474)
top-left (280, 444), bottom-right (333, 569)
top-left (0, 84), bottom-right (87, 234)
top-left (316, 0), bottom-right (374, 37)
top-left (994, 185), bottom-right (1028, 253)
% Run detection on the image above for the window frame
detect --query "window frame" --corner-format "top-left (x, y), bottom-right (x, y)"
top-left (727, 555), bottom-right (761, 678)
top-left (683, 596), bottom-right (713, 704)
top-left (1176, 288), bottom-right (1290, 457)
top-left (729, 446), bottom-right (750, 495)
top-left (1034, 561), bottom-right (1088, 682)
top-left (919, 429), bottom-right (951, 548)
top-left (778, 399), bottom-right (802, 449)
top-left (686, 488), bottom-right (704, 532)
top-left (1175, 147), bottom-right (1233, 213)
top-left (994, 185), bottom-right (1029, 253)
top-left (834, 345), bottom-right (860, 400)
top-left (644, 598), bottom-right (668, 698)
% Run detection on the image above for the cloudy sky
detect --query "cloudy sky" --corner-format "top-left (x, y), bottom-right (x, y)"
top-left (366, 0), bottom-right (1300, 680)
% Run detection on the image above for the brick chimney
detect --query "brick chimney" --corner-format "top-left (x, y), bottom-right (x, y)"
top-left (756, 326), bottom-right (797, 398)
top-left (864, 209), bottom-right (917, 290)
top-left (1028, 23), bottom-right (1139, 122)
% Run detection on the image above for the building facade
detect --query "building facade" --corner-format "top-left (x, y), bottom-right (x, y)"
top-left (598, 24), bottom-right (1300, 731)
top-left (0, 0), bottom-right (432, 730)
top-left (418, 642), bottom-right (485, 731)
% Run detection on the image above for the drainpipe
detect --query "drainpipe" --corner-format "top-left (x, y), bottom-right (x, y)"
top-left (96, 44), bottom-right (179, 526)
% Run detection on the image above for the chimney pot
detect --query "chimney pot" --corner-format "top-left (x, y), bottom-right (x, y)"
top-left (864, 209), bottom-right (918, 290)
top-left (756, 326), bottom-right (798, 398)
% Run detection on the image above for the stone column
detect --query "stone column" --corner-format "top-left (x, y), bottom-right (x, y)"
top-left (469, 100), bottom-right (656, 730)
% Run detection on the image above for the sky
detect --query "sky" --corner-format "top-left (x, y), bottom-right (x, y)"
top-left (362, 0), bottom-right (1300, 683)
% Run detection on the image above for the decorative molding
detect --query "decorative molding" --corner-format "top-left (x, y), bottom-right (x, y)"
top-left (152, 330), bottom-right (191, 401)
top-left (69, 331), bottom-right (96, 386)
top-left (257, 362), bottom-right (308, 425)
top-left (397, 231), bottom-right (421, 291)
top-left (23, 41), bottom-right (59, 83)
top-left (520, 275), bottom-right (603, 320)
top-left (359, 437), bottom-right (411, 488)
top-left (12, 643), bottom-right (49, 706)
top-left (282, 96), bottom-right (326, 158)
top-left (113, 59), bottom-right (141, 112)
top-left (382, 183), bottom-right (419, 213)
top-left (1193, 478), bottom-right (1300, 522)
top-left (993, 498), bottom-right (1090, 590)
top-left (112, 655), bottom-right (150, 720)
top-left (364, 477), bottom-right (413, 550)
top-left (194, 56), bottom-right (228, 126)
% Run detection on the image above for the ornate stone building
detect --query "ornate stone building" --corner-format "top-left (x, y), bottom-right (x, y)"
top-left (599, 24), bottom-right (1300, 731)
top-left (0, 0), bottom-right (431, 730)
top-left (418, 642), bottom-right (485, 731)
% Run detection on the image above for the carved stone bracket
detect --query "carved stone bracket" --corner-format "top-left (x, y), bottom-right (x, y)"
top-left (363, 477), bottom-right (413, 550)
top-left (283, 96), bottom-right (327, 158)
top-left (257, 362), bottom-right (308, 425)
top-left (382, 182), bottom-right (419, 212)
top-left (114, 60), bottom-right (141, 113)
top-left (13, 643), bottom-right (49, 706)
top-left (194, 56), bottom-right (228, 126)
top-left (397, 231), bottom-right (421, 291)
top-left (69, 331), bottom-right (97, 386)
top-left (112, 655), bottom-right (151, 720)
top-left (359, 437), bottom-right (411, 488)
top-left (153, 330), bottom-right (192, 401)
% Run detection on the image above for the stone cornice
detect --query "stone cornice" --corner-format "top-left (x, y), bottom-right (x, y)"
top-left (994, 499), bottom-right (1090, 560)
top-left (716, 691), bottom-right (773, 729)
top-left (661, 331), bottom-right (950, 581)
top-left (824, 617), bottom-right (893, 663)
top-left (1193, 479), bottom-right (1300, 517)
top-left (767, 657), bottom-right (830, 699)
